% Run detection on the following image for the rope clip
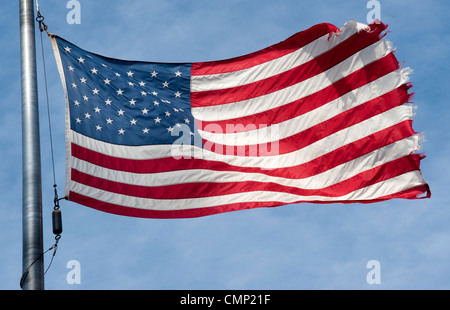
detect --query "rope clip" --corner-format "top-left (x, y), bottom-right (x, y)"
top-left (36, 10), bottom-right (52, 36)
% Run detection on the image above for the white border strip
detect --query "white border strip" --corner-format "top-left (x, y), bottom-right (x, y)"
top-left (50, 36), bottom-right (73, 198)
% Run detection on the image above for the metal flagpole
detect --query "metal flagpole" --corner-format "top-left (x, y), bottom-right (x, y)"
top-left (20, 0), bottom-right (44, 290)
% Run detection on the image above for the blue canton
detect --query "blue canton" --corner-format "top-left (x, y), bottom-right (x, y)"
top-left (55, 36), bottom-right (200, 146)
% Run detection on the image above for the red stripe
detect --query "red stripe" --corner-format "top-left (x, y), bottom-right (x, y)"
top-left (201, 85), bottom-right (410, 156)
top-left (191, 23), bottom-right (340, 76)
top-left (68, 182), bottom-right (429, 220)
top-left (71, 120), bottom-right (415, 180)
top-left (71, 155), bottom-right (421, 200)
top-left (69, 191), bottom-right (292, 218)
top-left (196, 53), bottom-right (401, 131)
top-left (376, 183), bottom-right (431, 201)
top-left (191, 23), bottom-right (387, 107)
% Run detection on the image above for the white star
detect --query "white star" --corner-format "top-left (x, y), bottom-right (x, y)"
top-left (162, 81), bottom-right (169, 88)
top-left (71, 83), bottom-right (77, 88)
top-left (142, 108), bottom-right (149, 115)
top-left (167, 126), bottom-right (174, 133)
top-left (75, 118), bottom-right (81, 123)
top-left (165, 111), bottom-right (171, 117)
top-left (127, 71), bottom-right (134, 77)
top-left (101, 63), bottom-right (108, 68)
top-left (129, 99), bottom-right (136, 105)
top-left (175, 123), bottom-right (182, 128)
top-left (141, 91), bottom-right (147, 96)
top-left (68, 66), bottom-right (74, 72)
top-left (80, 77), bottom-right (87, 83)
top-left (105, 99), bottom-right (112, 105)
top-left (175, 71), bottom-right (182, 77)
top-left (174, 91), bottom-right (181, 98)
top-left (151, 71), bottom-right (158, 77)
top-left (92, 88), bottom-right (100, 95)
top-left (106, 118), bottom-right (113, 124)
top-left (118, 109), bottom-right (125, 116)
top-left (184, 118), bottom-right (190, 124)
top-left (153, 101), bottom-right (160, 106)
top-left (94, 107), bottom-right (101, 113)
top-left (116, 89), bottom-right (124, 95)
top-left (74, 100), bottom-right (80, 106)
top-left (115, 72), bottom-right (121, 77)
top-left (130, 119), bottom-right (137, 125)
top-left (84, 113), bottom-right (91, 119)
top-left (91, 68), bottom-right (98, 74)
top-left (78, 57), bottom-right (85, 63)
top-left (96, 125), bottom-right (102, 131)
top-left (83, 95), bottom-right (89, 101)
top-left (154, 117), bottom-right (161, 123)
top-left (104, 78), bottom-right (111, 85)
top-left (64, 47), bottom-right (71, 53)
top-left (128, 81), bottom-right (135, 86)
top-left (139, 81), bottom-right (146, 87)
top-left (143, 128), bottom-right (150, 134)
top-left (152, 91), bottom-right (158, 96)
top-left (118, 129), bottom-right (125, 135)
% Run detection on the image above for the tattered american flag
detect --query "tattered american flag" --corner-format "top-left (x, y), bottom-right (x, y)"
top-left (51, 20), bottom-right (430, 219)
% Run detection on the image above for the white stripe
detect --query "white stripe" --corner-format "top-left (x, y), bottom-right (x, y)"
top-left (72, 135), bottom-right (419, 190)
top-left (191, 39), bottom-right (395, 122)
top-left (191, 20), bottom-right (369, 91)
top-left (71, 104), bottom-right (412, 169)
top-left (69, 171), bottom-right (426, 211)
top-left (197, 68), bottom-right (410, 145)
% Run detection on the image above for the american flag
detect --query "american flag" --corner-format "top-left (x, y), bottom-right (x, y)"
top-left (51, 20), bottom-right (430, 219)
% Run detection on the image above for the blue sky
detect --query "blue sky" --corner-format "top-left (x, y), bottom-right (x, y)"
top-left (1, 0), bottom-right (449, 290)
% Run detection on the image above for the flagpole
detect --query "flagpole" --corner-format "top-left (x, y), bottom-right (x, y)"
top-left (20, 0), bottom-right (44, 290)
